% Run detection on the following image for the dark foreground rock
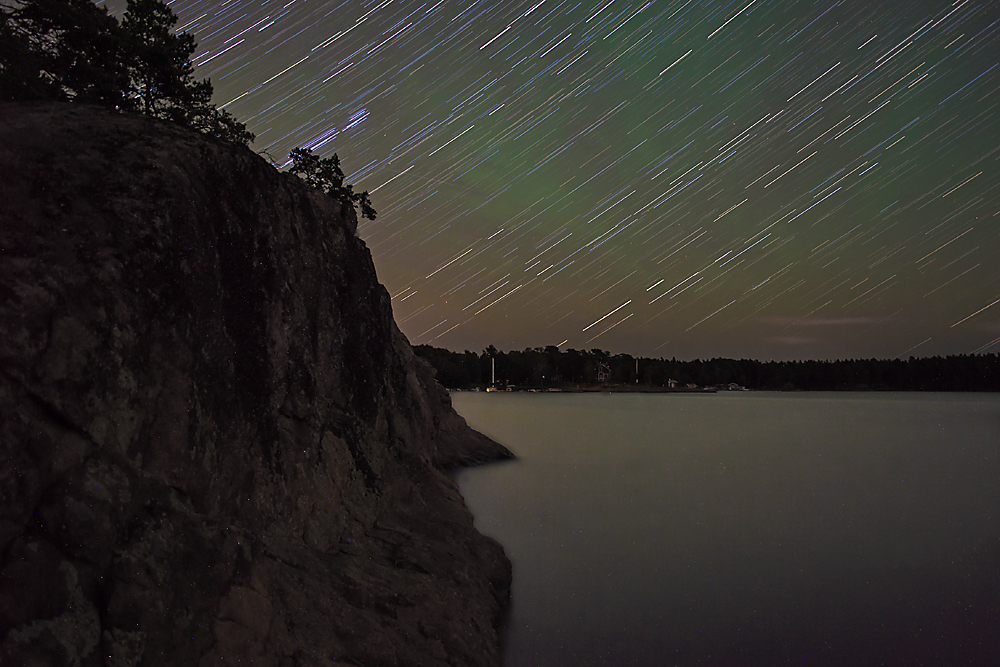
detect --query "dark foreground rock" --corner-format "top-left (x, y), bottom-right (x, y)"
top-left (0, 102), bottom-right (514, 666)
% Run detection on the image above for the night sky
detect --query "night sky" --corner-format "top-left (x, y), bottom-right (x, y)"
top-left (106, 0), bottom-right (1000, 360)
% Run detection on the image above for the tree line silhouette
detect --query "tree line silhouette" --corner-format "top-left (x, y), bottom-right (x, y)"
top-left (2, 0), bottom-right (254, 144)
top-left (2, 0), bottom-right (375, 219)
top-left (414, 344), bottom-right (1000, 392)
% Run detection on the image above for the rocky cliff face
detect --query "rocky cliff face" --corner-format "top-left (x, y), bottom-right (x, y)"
top-left (0, 102), bottom-right (514, 667)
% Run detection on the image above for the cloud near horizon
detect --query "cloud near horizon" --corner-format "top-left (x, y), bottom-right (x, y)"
top-left (761, 316), bottom-right (881, 327)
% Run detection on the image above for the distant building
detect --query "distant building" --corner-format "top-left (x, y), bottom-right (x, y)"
top-left (667, 378), bottom-right (678, 388)
top-left (597, 362), bottom-right (611, 383)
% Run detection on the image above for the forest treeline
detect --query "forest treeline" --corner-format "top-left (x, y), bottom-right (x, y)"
top-left (413, 344), bottom-right (1000, 392)
top-left (2, 0), bottom-right (254, 144)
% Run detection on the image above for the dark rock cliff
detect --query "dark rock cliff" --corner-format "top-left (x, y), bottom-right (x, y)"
top-left (0, 102), bottom-right (514, 666)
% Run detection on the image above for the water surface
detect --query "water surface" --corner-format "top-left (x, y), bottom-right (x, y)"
top-left (453, 392), bottom-right (1000, 666)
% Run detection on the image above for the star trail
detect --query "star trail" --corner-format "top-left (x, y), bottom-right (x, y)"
top-left (103, 0), bottom-right (1000, 360)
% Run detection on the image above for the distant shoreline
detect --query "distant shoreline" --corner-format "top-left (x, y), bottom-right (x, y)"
top-left (451, 384), bottom-right (1000, 393)
top-left (417, 344), bottom-right (1000, 392)
top-left (459, 384), bottom-right (723, 393)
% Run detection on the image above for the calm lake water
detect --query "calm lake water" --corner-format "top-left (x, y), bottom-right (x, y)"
top-left (452, 392), bottom-right (1000, 667)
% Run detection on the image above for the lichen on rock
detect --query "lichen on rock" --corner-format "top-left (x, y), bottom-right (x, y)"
top-left (0, 101), bottom-right (514, 666)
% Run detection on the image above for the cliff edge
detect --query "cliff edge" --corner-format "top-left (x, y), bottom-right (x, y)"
top-left (0, 102), bottom-right (514, 666)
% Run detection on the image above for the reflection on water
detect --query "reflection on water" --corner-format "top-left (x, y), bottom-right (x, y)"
top-left (453, 392), bottom-right (1000, 666)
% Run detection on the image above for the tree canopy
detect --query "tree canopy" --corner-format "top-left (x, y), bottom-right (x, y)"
top-left (288, 147), bottom-right (377, 221)
top-left (1, 0), bottom-right (254, 146)
top-left (3, 0), bottom-right (377, 219)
